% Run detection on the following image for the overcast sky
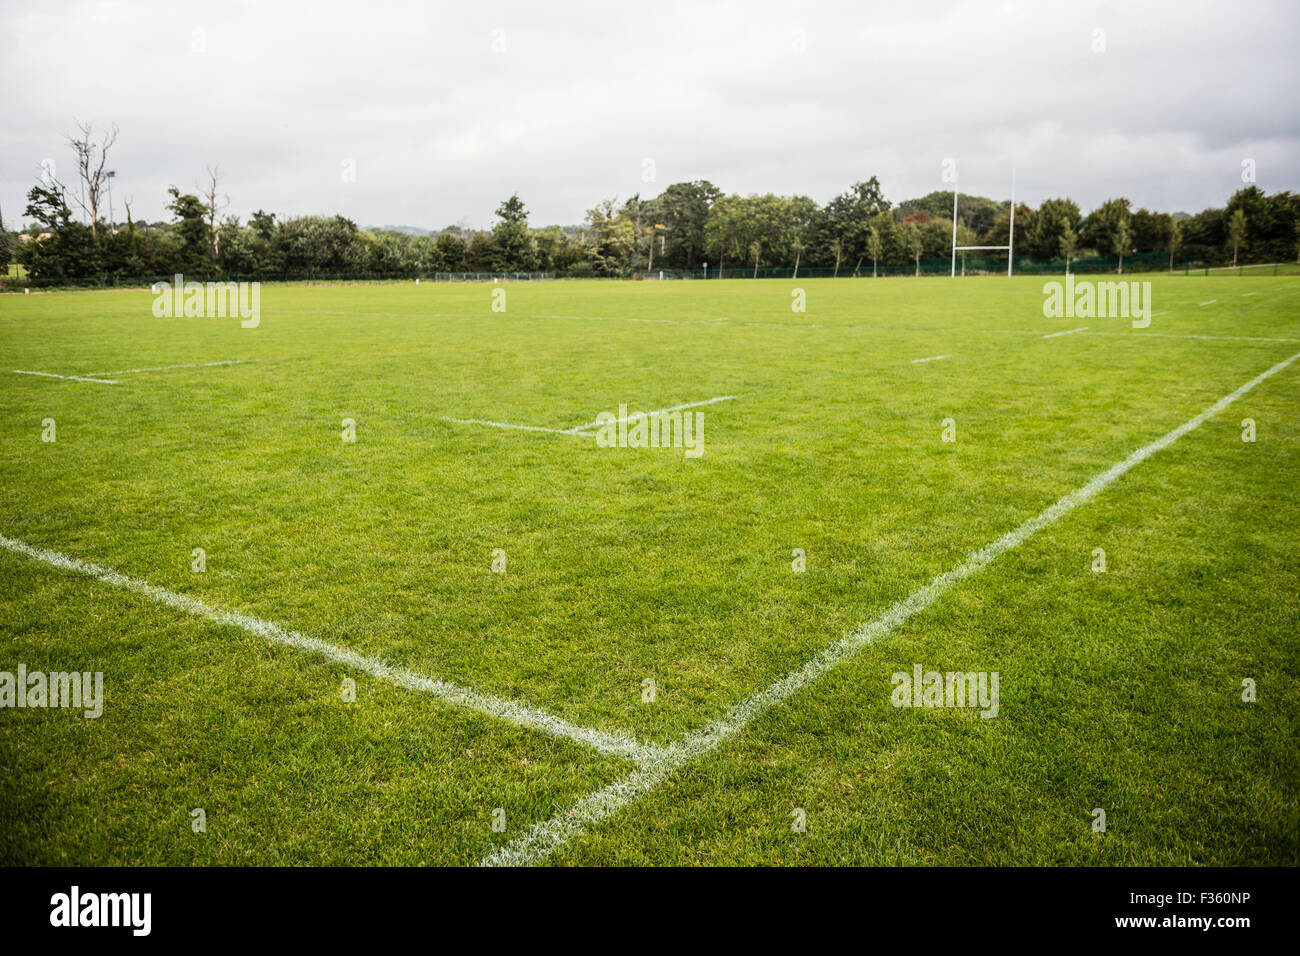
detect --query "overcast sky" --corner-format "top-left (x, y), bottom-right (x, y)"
top-left (3, 0), bottom-right (1297, 230)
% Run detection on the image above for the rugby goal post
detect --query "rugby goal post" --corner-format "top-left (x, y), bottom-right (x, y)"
top-left (951, 168), bottom-right (1015, 277)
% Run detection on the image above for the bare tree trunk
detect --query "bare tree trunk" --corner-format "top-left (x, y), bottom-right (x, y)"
top-left (833, 250), bottom-right (841, 278)
top-left (203, 165), bottom-right (228, 261)
top-left (68, 121), bottom-right (119, 241)
top-left (793, 248), bottom-right (800, 279)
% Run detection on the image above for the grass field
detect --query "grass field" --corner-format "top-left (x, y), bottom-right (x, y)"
top-left (1, 274), bottom-right (1297, 866)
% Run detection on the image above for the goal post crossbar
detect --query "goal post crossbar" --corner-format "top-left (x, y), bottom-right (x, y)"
top-left (951, 167), bottom-right (1016, 277)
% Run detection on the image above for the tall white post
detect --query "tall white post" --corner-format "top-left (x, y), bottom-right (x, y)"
top-left (1007, 168), bottom-right (1016, 277)
top-left (951, 185), bottom-right (959, 278)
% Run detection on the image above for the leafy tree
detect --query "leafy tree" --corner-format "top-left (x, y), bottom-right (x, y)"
top-left (1059, 224), bottom-right (1077, 274)
top-left (1227, 208), bottom-right (1246, 268)
top-left (166, 187), bottom-right (212, 274)
top-left (656, 181), bottom-right (719, 268)
top-left (491, 193), bottom-right (536, 271)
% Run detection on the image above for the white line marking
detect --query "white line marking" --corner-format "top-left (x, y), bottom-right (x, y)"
top-left (11, 369), bottom-right (119, 385)
top-left (440, 418), bottom-right (587, 435)
top-left (564, 396), bottom-right (738, 433)
top-left (909, 354), bottom-right (952, 363)
top-left (480, 349), bottom-right (1300, 866)
top-left (1041, 326), bottom-right (1089, 339)
top-left (1082, 331), bottom-right (1300, 344)
top-left (0, 534), bottom-right (661, 765)
top-left (536, 314), bottom-right (729, 326)
top-left (1242, 292), bottom-right (1257, 297)
top-left (443, 396), bottom-right (739, 437)
top-left (1200, 299), bottom-right (1217, 306)
top-left (83, 359), bottom-right (254, 376)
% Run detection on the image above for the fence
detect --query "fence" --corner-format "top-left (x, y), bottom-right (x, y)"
top-left (2, 271), bottom-right (557, 290)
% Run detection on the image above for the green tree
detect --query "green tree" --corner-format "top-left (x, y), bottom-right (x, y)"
top-left (491, 193), bottom-right (536, 271)
top-left (1059, 224), bottom-right (1077, 274)
top-left (166, 187), bottom-right (212, 274)
top-left (1227, 208), bottom-right (1246, 268)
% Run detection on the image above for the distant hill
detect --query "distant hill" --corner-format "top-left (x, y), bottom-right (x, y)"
top-left (366, 224), bottom-right (434, 236)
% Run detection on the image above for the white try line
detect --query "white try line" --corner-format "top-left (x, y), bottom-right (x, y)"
top-left (535, 314), bottom-right (730, 326)
top-left (1042, 326), bottom-right (1089, 339)
top-left (481, 348), bottom-right (1300, 866)
top-left (0, 534), bottom-right (662, 765)
top-left (563, 396), bottom-right (738, 434)
top-left (1200, 300), bottom-right (1217, 306)
top-left (1081, 331), bottom-right (1300, 344)
top-left (910, 354), bottom-right (952, 363)
top-left (82, 359), bottom-right (255, 376)
top-left (10, 369), bottom-right (119, 385)
top-left (443, 396), bottom-right (738, 436)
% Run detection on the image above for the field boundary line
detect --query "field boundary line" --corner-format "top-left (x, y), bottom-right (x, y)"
top-left (1042, 326), bottom-right (1088, 339)
top-left (480, 348), bottom-right (1300, 866)
top-left (83, 359), bottom-right (255, 376)
top-left (441, 417), bottom-right (590, 435)
top-left (910, 354), bottom-right (952, 364)
top-left (0, 534), bottom-right (662, 765)
top-left (1081, 331), bottom-right (1300, 344)
top-left (10, 369), bottom-right (119, 385)
top-left (564, 396), bottom-right (738, 433)
top-left (443, 396), bottom-right (738, 437)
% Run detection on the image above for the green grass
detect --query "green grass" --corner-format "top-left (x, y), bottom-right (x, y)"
top-left (1, 274), bottom-right (1297, 865)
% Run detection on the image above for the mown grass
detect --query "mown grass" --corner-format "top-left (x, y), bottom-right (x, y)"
top-left (1, 274), bottom-right (1297, 864)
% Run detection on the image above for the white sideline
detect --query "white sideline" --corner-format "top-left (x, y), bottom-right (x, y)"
top-left (535, 314), bottom-right (730, 326)
top-left (0, 534), bottom-right (661, 765)
top-left (1082, 331), bottom-right (1300, 344)
top-left (564, 396), bottom-right (738, 433)
top-left (442, 396), bottom-right (738, 436)
top-left (11, 369), bottom-right (119, 385)
top-left (1042, 326), bottom-right (1089, 339)
top-left (441, 417), bottom-right (588, 435)
top-left (83, 359), bottom-right (254, 376)
top-left (480, 348), bottom-right (1300, 866)
top-left (910, 354), bottom-right (952, 363)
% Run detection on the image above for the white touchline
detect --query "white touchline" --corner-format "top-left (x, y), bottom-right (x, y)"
top-left (11, 369), bottom-right (119, 385)
top-left (564, 396), bottom-right (739, 433)
top-left (535, 314), bottom-right (730, 326)
top-left (1081, 331), bottom-right (1300, 344)
top-left (910, 354), bottom-right (952, 363)
top-left (440, 417), bottom-right (589, 435)
top-left (1041, 327), bottom-right (1088, 339)
top-left (83, 359), bottom-right (255, 376)
top-left (1200, 300), bottom-right (1217, 306)
top-left (480, 348), bottom-right (1300, 866)
top-left (0, 534), bottom-right (662, 765)
top-left (442, 396), bottom-right (739, 437)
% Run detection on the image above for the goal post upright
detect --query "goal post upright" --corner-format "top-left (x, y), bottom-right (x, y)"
top-left (1008, 167), bottom-right (1016, 277)
top-left (951, 166), bottom-right (1017, 278)
top-left (951, 182), bottom-right (959, 278)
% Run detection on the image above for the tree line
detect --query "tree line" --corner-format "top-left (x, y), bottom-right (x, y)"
top-left (5, 123), bottom-right (1300, 283)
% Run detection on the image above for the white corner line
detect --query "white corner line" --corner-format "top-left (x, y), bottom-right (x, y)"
top-left (479, 348), bottom-right (1300, 866)
top-left (83, 359), bottom-right (255, 376)
top-left (909, 354), bottom-right (953, 363)
top-left (1041, 326), bottom-right (1088, 339)
top-left (0, 534), bottom-right (662, 765)
top-left (564, 395), bottom-right (739, 433)
top-left (11, 369), bottom-right (119, 385)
